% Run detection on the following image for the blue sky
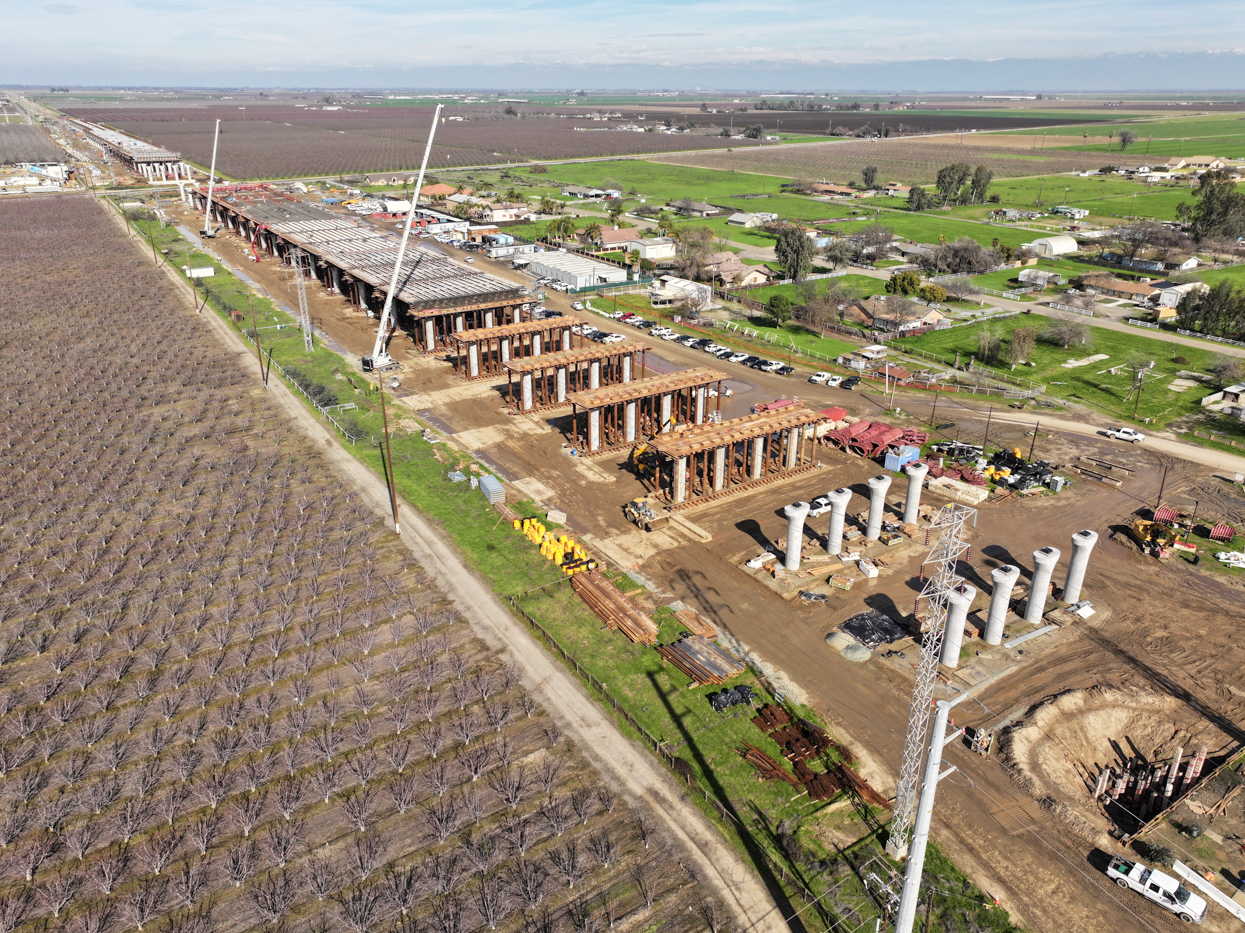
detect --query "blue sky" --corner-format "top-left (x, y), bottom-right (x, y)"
top-left (7, 0), bottom-right (1245, 89)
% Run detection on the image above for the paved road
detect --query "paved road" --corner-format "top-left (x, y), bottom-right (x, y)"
top-left (125, 206), bottom-right (790, 933)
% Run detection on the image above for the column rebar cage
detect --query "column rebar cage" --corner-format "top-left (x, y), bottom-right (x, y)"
top-left (886, 503), bottom-right (976, 859)
top-left (293, 249), bottom-right (313, 353)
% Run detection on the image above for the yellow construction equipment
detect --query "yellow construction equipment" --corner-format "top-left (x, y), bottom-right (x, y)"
top-left (1128, 518), bottom-right (1177, 556)
top-left (628, 442), bottom-right (658, 483)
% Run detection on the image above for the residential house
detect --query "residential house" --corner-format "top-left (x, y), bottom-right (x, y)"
top-left (1101, 250), bottom-right (1200, 273)
top-left (883, 183), bottom-right (912, 197)
top-left (727, 211), bottom-right (777, 227)
top-left (700, 251), bottom-right (765, 286)
top-left (478, 202), bottom-right (535, 223)
top-left (1115, 164), bottom-right (1152, 175)
top-left (1072, 272), bottom-right (1159, 301)
top-left (1182, 157), bottom-right (1227, 171)
top-left (892, 242), bottom-right (934, 262)
top-left (561, 185), bottom-right (606, 199)
top-left (846, 296), bottom-right (945, 332)
top-left (666, 200), bottom-right (720, 217)
top-left (591, 227), bottom-right (642, 249)
top-left (421, 183), bottom-right (463, 198)
top-left (1018, 268), bottom-right (1063, 288)
top-left (811, 183), bottom-right (858, 197)
top-left (446, 192), bottom-right (482, 206)
top-left (1051, 205), bottom-right (1090, 220)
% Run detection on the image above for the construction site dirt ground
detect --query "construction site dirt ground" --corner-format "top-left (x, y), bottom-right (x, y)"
top-left (186, 203), bottom-right (1245, 933)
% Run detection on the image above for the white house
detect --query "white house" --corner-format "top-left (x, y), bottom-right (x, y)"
top-left (727, 212), bottom-right (761, 227)
top-left (627, 237), bottom-right (677, 261)
top-left (1027, 235), bottom-right (1078, 257)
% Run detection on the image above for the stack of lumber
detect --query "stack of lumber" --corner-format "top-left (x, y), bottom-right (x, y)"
top-left (753, 704), bottom-right (791, 733)
top-left (656, 634), bottom-right (745, 685)
top-left (673, 607), bottom-right (718, 640)
top-left (770, 722), bottom-right (834, 762)
top-left (740, 745), bottom-right (801, 786)
top-left (794, 760), bottom-right (842, 800)
top-left (570, 572), bottom-right (659, 645)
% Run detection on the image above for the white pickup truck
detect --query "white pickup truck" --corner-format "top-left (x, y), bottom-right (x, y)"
top-left (1107, 856), bottom-right (1208, 923)
top-left (1106, 427), bottom-right (1146, 444)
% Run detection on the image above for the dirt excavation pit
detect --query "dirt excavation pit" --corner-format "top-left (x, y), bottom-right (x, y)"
top-left (1003, 686), bottom-right (1237, 838)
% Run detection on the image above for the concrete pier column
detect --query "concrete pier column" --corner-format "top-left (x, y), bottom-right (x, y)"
top-left (468, 343), bottom-right (480, 378)
top-left (561, 330), bottom-right (571, 351)
top-left (695, 387), bottom-right (706, 424)
top-left (531, 334), bottom-right (542, 356)
top-left (1063, 530), bottom-right (1099, 603)
top-left (865, 475), bottom-right (892, 540)
top-left (556, 367), bottom-right (568, 403)
top-left (941, 584), bottom-right (978, 668)
top-left (984, 565), bottom-right (1021, 646)
top-left (1025, 547), bottom-right (1061, 625)
top-left (825, 488), bottom-right (853, 555)
top-left (358, 282), bottom-right (371, 310)
top-left (902, 462), bottom-right (929, 525)
top-left (454, 314), bottom-right (464, 332)
top-left (750, 436), bottom-right (764, 478)
top-left (713, 446), bottom-right (727, 491)
top-left (673, 457), bottom-right (688, 503)
top-left (330, 266), bottom-right (342, 294)
top-left (784, 428), bottom-right (800, 469)
top-left (500, 338), bottom-right (510, 363)
top-left (660, 393), bottom-right (672, 431)
top-left (622, 355), bottom-right (632, 383)
top-left (783, 502), bottom-right (811, 571)
top-left (521, 373), bottom-right (533, 411)
top-left (588, 410), bottom-right (601, 451)
top-left (423, 320), bottom-right (435, 352)
top-left (624, 401), bottom-right (638, 442)
top-left (589, 361), bottom-right (601, 390)
top-left (484, 310), bottom-right (495, 328)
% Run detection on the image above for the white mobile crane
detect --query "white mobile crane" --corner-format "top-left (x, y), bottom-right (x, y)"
top-left (363, 104), bottom-right (443, 372)
top-left (200, 119), bottom-right (220, 238)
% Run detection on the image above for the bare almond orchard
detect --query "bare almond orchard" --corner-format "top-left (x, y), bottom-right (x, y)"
top-left (92, 192), bottom-right (1245, 933)
top-left (0, 195), bottom-right (745, 933)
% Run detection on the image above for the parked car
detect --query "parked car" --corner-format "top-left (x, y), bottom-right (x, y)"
top-left (741, 355), bottom-right (761, 366)
top-left (809, 372), bottom-right (833, 384)
top-left (601, 333), bottom-right (626, 344)
top-left (760, 360), bottom-right (784, 373)
top-left (464, 257), bottom-right (474, 264)
top-left (680, 336), bottom-right (699, 347)
top-left (619, 312), bottom-right (636, 321)
top-left (747, 359), bottom-right (769, 370)
top-left (1106, 427), bottom-right (1146, 444)
top-left (570, 301), bottom-right (584, 311)
top-left (662, 332), bottom-right (680, 341)
top-left (825, 375), bottom-right (843, 387)
top-left (808, 495), bottom-right (835, 517)
top-left (728, 352), bottom-right (749, 363)
top-left (713, 348), bottom-right (733, 359)
top-left (774, 365), bottom-right (795, 376)
top-left (842, 375), bottom-right (862, 389)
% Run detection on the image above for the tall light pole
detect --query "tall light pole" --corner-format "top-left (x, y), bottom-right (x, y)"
top-left (201, 119), bottom-right (220, 237)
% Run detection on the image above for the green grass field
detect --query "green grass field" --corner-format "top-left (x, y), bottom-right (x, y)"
top-left (900, 315), bottom-right (1225, 427)
top-left (747, 273), bottom-right (886, 305)
top-left (940, 174), bottom-right (1198, 223)
top-left (1194, 264), bottom-right (1245, 287)
top-left (994, 114), bottom-right (1245, 158)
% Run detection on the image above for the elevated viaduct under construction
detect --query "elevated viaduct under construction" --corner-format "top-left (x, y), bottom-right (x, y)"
top-left (566, 369), bottom-right (727, 455)
top-left (503, 343), bottom-right (647, 411)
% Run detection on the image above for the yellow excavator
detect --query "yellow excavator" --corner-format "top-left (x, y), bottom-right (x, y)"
top-left (1128, 518), bottom-right (1177, 557)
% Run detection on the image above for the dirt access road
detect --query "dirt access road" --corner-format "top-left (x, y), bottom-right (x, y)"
top-left (124, 202), bottom-right (790, 933)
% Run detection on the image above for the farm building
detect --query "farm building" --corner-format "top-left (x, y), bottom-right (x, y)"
top-left (627, 236), bottom-right (677, 261)
top-left (1073, 273), bottom-right (1159, 301)
top-left (843, 297), bottom-right (944, 332)
top-left (727, 211), bottom-right (777, 227)
top-left (1027, 234), bottom-right (1078, 257)
top-left (1156, 281), bottom-right (1208, 308)
top-left (666, 200), bottom-right (720, 217)
top-left (528, 252), bottom-right (628, 289)
top-left (591, 227), bottom-right (642, 249)
top-left (1167, 156), bottom-right (1226, 171)
top-left (651, 275), bottom-right (713, 308)
top-left (1051, 205), bottom-right (1090, 220)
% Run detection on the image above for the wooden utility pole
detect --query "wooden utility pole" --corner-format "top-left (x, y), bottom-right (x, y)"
top-left (1029, 420), bottom-right (1040, 462)
top-left (377, 374), bottom-right (401, 536)
top-left (248, 295), bottom-right (267, 388)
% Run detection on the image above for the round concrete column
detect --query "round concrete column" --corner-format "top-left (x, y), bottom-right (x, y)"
top-left (1025, 546), bottom-right (1061, 625)
top-left (984, 565), bottom-right (1021, 646)
top-left (424, 320), bottom-right (435, 352)
top-left (561, 330), bottom-right (571, 351)
top-left (1063, 529), bottom-right (1099, 604)
top-left (865, 475), bottom-right (892, 540)
top-left (784, 428), bottom-right (800, 469)
top-left (555, 367), bottom-right (568, 403)
top-left (783, 502), bottom-right (811, 571)
top-left (825, 488), bottom-right (853, 555)
top-left (531, 334), bottom-right (542, 356)
top-left (940, 584), bottom-right (977, 668)
top-left (589, 360), bottom-right (601, 390)
top-left (695, 387), bottom-right (706, 424)
top-left (713, 446), bottom-right (727, 491)
top-left (521, 373), bottom-right (534, 411)
top-left (624, 400), bottom-right (638, 442)
top-left (468, 343), bottom-right (480, 378)
top-left (750, 436), bottom-right (764, 478)
top-left (673, 457), bottom-right (688, 503)
top-left (588, 409), bottom-right (601, 451)
top-left (454, 314), bottom-right (465, 332)
top-left (484, 310), bottom-right (495, 328)
top-left (902, 462), bottom-right (929, 526)
top-left (660, 393), bottom-right (672, 431)
top-left (500, 337), bottom-right (510, 363)
top-left (622, 355), bottom-right (632, 382)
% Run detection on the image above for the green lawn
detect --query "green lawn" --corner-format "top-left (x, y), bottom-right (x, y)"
top-left (673, 215), bottom-right (778, 248)
top-left (900, 315), bottom-right (1225, 427)
top-left (1194, 264), bottom-right (1245, 287)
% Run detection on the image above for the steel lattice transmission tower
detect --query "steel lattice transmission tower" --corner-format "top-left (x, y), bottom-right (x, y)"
top-left (293, 249), bottom-right (314, 353)
top-left (885, 503), bottom-right (976, 860)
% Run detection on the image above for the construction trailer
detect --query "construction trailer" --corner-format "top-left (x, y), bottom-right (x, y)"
top-left (190, 190), bottom-right (526, 352)
top-left (449, 317), bottom-right (586, 380)
top-left (647, 405), bottom-right (826, 508)
top-left (566, 368), bottom-right (727, 455)
top-left (502, 342), bottom-right (647, 411)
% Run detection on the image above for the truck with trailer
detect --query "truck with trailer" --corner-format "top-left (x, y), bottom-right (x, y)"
top-left (1106, 856), bottom-right (1208, 923)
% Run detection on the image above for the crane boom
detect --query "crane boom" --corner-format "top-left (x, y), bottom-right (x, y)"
top-left (366, 103), bottom-right (443, 369)
top-left (201, 119), bottom-right (220, 237)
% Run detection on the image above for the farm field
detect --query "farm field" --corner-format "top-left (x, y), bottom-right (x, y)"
top-left (646, 139), bottom-right (1117, 186)
top-left (61, 104), bottom-right (764, 178)
top-left (992, 113), bottom-right (1245, 157)
top-left (515, 160), bottom-right (792, 202)
top-left (941, 173), bottom-right (1198, 223)
top-left (0, 124), bottom-right (61, 163)
top-left (898, 314), bottom-right (1226, 427)
top-left (0, 195), bottom-right (711, 933)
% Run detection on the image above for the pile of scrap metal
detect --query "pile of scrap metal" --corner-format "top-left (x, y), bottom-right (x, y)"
top-left (739, 744), bottom-right (801, 786)
top-left (822, 421), bottom-right (930, 459)
top-left (709, 684), bottom-right (757, 712)
top-left (983, 447), bottom-right (1055, 491)
top-left (748, 703), bottom-right (877, 802)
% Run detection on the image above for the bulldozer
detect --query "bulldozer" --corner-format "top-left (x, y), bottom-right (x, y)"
top-left (1128, 518), bottom-right (1178, 557)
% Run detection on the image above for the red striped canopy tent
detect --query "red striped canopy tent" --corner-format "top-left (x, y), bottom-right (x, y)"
top-left (1209, 523), bottom-right (1236, 542)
